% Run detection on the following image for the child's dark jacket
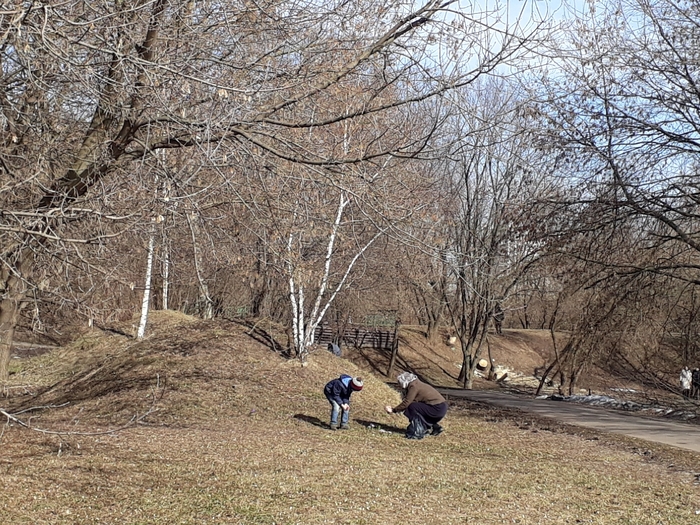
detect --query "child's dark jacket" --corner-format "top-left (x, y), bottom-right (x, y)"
top-left (324, 374), bottom-right (355, 405)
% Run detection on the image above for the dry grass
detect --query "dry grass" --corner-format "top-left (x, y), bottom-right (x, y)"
top-left (2, 311), bottom-right (700, 524)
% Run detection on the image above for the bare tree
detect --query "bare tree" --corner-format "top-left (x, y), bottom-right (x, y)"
top-left (513, 0), bottom-right (700, 388)
top-left (0, 0), bottom-right (541, 379)
top-left (538, 0), bottom-right (700, 282)
top-left (439, 80), bottom-right (556, 388)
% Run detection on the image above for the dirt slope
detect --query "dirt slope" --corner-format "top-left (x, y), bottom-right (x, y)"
top-left (344, 325), bottom-right (554, 387)
top-left (5, 312), bottom-right (688, 432)
top-left (344, 325), bottom-right (662, 399)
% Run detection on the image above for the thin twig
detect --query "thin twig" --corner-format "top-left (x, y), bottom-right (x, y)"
top-left (0, 406), bottom-right (160, 436)
top-left (0, 378), bottom-right (165, 438)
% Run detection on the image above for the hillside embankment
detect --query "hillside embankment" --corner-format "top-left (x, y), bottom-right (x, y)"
top-left (2, 312), bottom-right (700, 524)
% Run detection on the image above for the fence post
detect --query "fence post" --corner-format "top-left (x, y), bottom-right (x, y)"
top-left (387, 320), bottom-right (400, 377)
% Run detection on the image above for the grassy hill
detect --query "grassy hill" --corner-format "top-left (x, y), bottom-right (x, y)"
top-left (345, 325), bottom-right (646, 395)
top-left (378, 325), bottom-right (559, 386)
top-left (2, 312), bottom-right (700, 524)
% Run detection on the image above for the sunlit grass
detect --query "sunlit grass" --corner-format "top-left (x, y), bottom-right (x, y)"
top-left (1, 312), bottom-right (698, 524)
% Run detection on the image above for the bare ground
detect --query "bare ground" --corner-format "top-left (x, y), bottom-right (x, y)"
top-left (1, 312), bottom-right (699, 524)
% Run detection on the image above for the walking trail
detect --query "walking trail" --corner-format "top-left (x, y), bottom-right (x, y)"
top-left (438, 388), bottom-right (700, 454)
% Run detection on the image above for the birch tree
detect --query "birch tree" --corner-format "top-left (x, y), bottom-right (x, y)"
top-left (286, 191), bottom-right (382, 360)
top-left (0, 0), bottom-right (541, 379)
top-left (137, 230), bottom-right (156, 340)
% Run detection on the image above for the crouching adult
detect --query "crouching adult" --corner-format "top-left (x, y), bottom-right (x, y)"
top-left (385, 372), bottom-right (448, 439)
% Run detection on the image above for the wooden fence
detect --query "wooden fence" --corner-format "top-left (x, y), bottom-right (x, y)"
top-left (315, 321), bottom-right (401, 376)
top-left (314, 323), bottom-right (397, 351)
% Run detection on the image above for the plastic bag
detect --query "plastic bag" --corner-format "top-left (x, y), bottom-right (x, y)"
top-left (405, 416), bottom-right (429, 440)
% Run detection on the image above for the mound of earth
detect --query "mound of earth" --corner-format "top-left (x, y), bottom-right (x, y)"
top-left (4, 311), bottom-right (401, 432)
top-left (6, 312), bottom-right (690, 433)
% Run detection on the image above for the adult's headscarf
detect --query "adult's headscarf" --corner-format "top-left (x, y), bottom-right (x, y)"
top-left (397, 372), bottom-right (417, 389)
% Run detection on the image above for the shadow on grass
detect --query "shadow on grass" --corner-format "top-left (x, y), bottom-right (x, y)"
top-left (354, 418), bottom-right (406, 434)
top-left (293, 414), bottom-right (407, 435)
top-left (293, 414), bottom-right (330, 429)
top-left (228, 318), bottom-right (291, 356)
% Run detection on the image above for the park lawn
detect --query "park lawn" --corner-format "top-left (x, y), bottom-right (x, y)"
top-left (1, 312), bottom-right (699, 524)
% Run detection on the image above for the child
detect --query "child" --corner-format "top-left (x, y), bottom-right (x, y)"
top-left (323, 374), bottom-right (363, 430)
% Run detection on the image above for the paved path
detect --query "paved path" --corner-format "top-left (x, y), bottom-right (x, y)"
top-left (438, 388), bottom-right (700, 454)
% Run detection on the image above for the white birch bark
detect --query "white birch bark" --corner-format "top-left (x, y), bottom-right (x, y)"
top-left (162, 236), bottom-right (170, 310)
top-left (289, 192), bottom-right (385, 361)
top-left (160, 167), bottom-right (172, 312)
top-left (303, 193), bottom-right (349, 350)
top-left (137, 232), bottom-right (155, 340)
top-left (288, 231), bottom-right (304, 357)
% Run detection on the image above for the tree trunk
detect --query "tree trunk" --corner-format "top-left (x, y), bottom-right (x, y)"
top-left (426, 316), bottom-right (439, 341)
top-left (186, 211), bottom-right (214, 319)
top-left (162, 236), bottom-right (170, 310)
top-left (464, 373), bottom-right (473, 390)
top-left (486, 337), bottom-right (496, 381)
top-left (568, 371), bottom-right (577, 396)
top-left (535, 359), bottom-right (558, 396)
top-left (458, 355), bottom-right (466, 383)
top-left (137, 234), bottom-right (156, 340)
top-left (0, 249), bottom-right (33, 381)
top-left (387, 321), bottom-right (401, 377)
top-left (557, 370), bottom-right (566, 396)
top-left (0, 311), bottom-right (19, 383)
top-left (250, 273), bottom-right (269, 317)
top-left (459, 351), bottom-right (471, 385)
